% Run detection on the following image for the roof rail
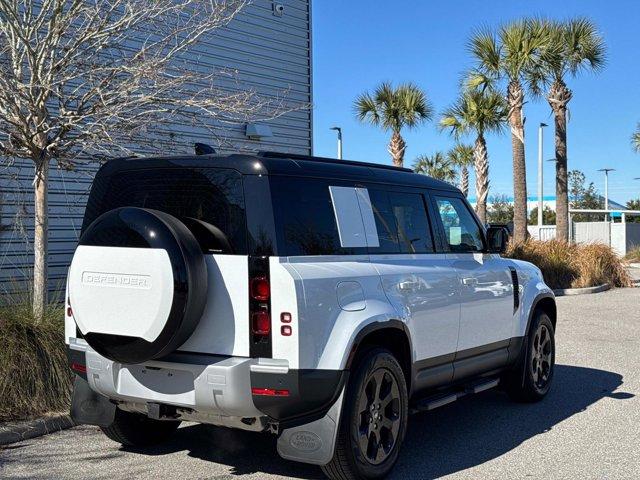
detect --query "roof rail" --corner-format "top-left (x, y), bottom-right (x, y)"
top-left (257, 151), bottom-right (414, 173)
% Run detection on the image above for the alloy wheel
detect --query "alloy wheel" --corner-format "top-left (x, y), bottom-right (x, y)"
top-left (531, 323), bottom-right (553, 390)
top-left (356, 367), bottom-right (402, 465)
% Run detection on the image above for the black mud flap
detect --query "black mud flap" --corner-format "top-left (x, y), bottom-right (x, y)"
top-left (71, 376), bottom-right (116, 427)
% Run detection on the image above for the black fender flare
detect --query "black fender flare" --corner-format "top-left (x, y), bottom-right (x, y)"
top-left (344, 319), bottom-right (414, 394)
top-left (526, 292), bottom-right (557, 336)
top-left (509, 292), bottom-right (557, 384)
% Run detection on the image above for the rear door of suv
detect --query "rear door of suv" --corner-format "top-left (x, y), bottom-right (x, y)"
top-left (366, 186), bottom-right (461, 390)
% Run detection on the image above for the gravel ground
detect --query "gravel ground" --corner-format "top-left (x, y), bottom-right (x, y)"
top-left (1, 288), bottom-right (639, 480)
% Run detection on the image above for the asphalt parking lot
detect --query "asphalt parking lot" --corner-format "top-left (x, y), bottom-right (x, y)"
top-left (1, 288), bottom-right (639, 480)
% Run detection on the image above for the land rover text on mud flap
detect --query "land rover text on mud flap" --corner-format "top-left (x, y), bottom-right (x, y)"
top-left (66, 151), bottom-right (556, 480)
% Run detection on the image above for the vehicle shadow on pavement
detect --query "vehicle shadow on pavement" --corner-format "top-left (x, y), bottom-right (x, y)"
top-left (124, 364), bottom-right (632, 479)
top-left (123, 422), bottom-right (324, 479)
top-left (391, 364), bottom-right (632, 479)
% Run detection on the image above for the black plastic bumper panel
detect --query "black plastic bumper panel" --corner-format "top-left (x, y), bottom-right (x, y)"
top-left (250, 369), bottom-right (346, 427)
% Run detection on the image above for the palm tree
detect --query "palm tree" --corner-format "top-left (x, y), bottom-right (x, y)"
top-left (468, 19), bottom-right (552, 242)
top-left (354, 82), bottom-right (433, 167)
top-left (414, 152), bottom-right (457, 184)
top-left (440, 88), bottom-right (507, 223)
top-left (632, 123), bottom-right (640, 153)
top-left (541, 18), bottom-right (606, 241)
top-left (447, 143), bottom-right (474, 197)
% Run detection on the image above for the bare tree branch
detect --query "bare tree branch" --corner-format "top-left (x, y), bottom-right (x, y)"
top-left (0, 0), bottom-right (302, 165)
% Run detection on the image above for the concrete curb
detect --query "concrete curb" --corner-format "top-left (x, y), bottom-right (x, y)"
top-left (553, 283), bottom-right (610, 297)
top-left (0, 414), bottom-right (75, 446)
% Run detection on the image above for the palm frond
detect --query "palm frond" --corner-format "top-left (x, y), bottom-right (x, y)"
top-left (354, 92), bottom-right (381, 126)
top-left (447, 143), bottom-right (475, 167)
top-left (562, 17), bottom-right (607, 77)
top-left (632, 123), bottom-right (640, 153)
top-left (397, 82), bottom-right (434, 128)
top-left (499, 17), bottom-right (554, 96)
top-left (440, 88), bottom-right (507, 139)
top-left (413, 152), bottom-right (457, 183)
top-left (468, 27), bottom-right (501, 77)
top-left (354, 81), bottom-right (431, 133)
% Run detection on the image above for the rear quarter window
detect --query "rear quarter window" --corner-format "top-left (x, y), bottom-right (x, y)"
top-left (269, 177), bottom-right (366, 256)
top-left (83, 167), bottom-right (248, 254)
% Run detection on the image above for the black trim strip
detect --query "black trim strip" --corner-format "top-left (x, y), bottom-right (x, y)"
top-left (413, 337), bottom-right (521, 393)
top-left (509, 266), bottom-right (520, 313)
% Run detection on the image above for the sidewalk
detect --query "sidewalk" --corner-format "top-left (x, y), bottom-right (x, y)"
top-left (627, 263), bottom-right (640, 285)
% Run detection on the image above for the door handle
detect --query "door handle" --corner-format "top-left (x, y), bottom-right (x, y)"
top-left (462, 277), bottom-right (478, 286)
top-left (399, 280), bottom-right (420, 291)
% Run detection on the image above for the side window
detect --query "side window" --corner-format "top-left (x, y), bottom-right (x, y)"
top-left (435, 196), bottom-right (485, 252)
top-left (270, 177), bottom-right (364, 256)
top-left (369, 189), bottom-right (434, 254)
top-left (368, 190), bottom-right (401, 253)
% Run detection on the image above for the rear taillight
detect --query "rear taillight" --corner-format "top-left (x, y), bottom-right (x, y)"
top-left (250, 276), bottom-right (270, 301)
top-left (249, 257), bottom-right (272, 357)
top-left (251, 310), bottom-right (271, 335)
top-left (250, 275), bottom-right (271, 337)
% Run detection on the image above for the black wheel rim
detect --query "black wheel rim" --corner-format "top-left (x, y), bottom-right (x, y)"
top-left (356, 367), bottom-right (401, 465)
top-left (531, 323), bottom-right (553, 390)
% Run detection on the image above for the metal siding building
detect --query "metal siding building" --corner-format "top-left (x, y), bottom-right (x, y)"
top-left (0, 0), bottom-right (312, 293)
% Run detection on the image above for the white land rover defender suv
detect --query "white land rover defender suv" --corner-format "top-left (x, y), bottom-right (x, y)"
top-left (65, 151), bottom-right (556, 479)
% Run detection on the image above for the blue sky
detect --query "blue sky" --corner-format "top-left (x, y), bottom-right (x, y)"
top-left (311, 0), bottom-right (640, 204)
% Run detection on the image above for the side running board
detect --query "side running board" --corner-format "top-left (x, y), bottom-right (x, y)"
top-left (410, 377), bottom-right (500, 414)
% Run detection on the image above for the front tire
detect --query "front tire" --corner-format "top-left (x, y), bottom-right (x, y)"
top-left (505, 311), bottom-right (555, 402)
top-left (101, 408), bottom-right (181, 447)
top-left (322, 348), bottom-right (408, 480)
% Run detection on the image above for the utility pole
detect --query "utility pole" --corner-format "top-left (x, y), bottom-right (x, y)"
top-left (330, 126), bottom-right (342, 160)
top-left (598, 168), bottom-right (615, 211)
top-left (538, 123), bottom-right (547, 227)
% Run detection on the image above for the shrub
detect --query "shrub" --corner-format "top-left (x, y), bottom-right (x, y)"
top-left (625, 246), bottom-right (640, 263)
top-left (0, 300), bottom-right (72, 421)
top-left (506, 239), bottom-right (632, 290)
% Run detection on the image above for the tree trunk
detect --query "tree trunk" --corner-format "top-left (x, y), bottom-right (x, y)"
top-left (460, 167), bottom-right (469, 198)
top-left (388, 130), bottom-right (406, 167)
top-left (33, 158), bottom-right (49, 320)
top-left (507, 80), bottom-right (528, 243)
top-left (548, 79), bottom-right (572, 241)
top-left (474, 134), bottom-right (489, 224)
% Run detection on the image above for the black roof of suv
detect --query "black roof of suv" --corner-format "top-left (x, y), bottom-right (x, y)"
top-left (93, 151), bottom-right (459, 192)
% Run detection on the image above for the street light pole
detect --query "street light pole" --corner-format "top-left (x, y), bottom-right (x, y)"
top-left (598, 168), bottom-right (615, 213)
top-left (538, 123), bottom-right (547, 227)
top-left (330, 126), bottom-right (342, 160)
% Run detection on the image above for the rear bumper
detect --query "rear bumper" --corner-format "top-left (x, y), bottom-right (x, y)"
top-left (67, 340), bottom-right (344, 427)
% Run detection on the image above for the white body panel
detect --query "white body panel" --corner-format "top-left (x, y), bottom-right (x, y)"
top-left (371, 254), bottom-right (460, 361)
top-left (269, 257), bottom-right (303, 369)
top-left (179, 255), bottom-right (250, 356)
top-left (448, 253), bottom-right (515, 351)
top-left (68, 246), bottom-right (174, 342)
top-left (285, 255), bottom-right (397, 370)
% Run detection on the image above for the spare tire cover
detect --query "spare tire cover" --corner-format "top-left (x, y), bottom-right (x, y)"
top-left (69, 207), bottom-right (207, 364)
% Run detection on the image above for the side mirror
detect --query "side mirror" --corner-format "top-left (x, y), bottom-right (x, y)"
top-left (486, 226), bottom-right (509, 254)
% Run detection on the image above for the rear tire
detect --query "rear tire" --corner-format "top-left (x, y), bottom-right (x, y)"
top-left (322, 348), bottom-right (408, 480)
top-left (101, 408), bottom-right (181, 447)
top-left (505, 311), bottom-right (555, 403)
